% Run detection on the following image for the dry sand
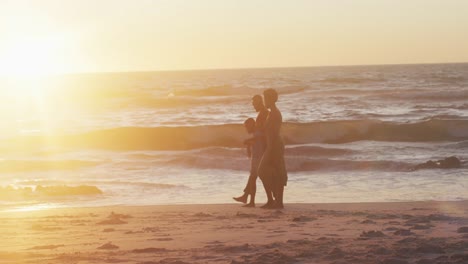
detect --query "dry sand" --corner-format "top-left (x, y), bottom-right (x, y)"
top-left (1, 201), bottom-right (468, 264)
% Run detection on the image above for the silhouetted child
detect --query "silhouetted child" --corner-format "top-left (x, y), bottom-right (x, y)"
top-left (233, 118), bottom-right (264, 207)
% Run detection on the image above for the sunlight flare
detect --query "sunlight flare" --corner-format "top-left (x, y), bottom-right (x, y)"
top-left (0, 37), bottom-right (65, 77)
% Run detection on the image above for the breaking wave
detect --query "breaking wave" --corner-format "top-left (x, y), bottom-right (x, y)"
top-left (5, 119), bottom-right (468, 152)
top-left (163, 155), bottom-right (414, 172)
top-left (0, 160), bottom-right (99, 173)
top-left (0, 185), bottom-right (103, 201)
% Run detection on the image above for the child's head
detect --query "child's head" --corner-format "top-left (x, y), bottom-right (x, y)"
top-left (244, 118), bottom-right (255, 134)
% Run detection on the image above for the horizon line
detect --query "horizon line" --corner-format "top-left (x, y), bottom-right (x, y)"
top-left (58, 61), bottom-right (468, 76)
top-left (1, 61), bottom-right (467, 77)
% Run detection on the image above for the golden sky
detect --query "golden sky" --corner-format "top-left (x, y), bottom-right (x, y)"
top-left (1, 0), bottom-right (467, 74)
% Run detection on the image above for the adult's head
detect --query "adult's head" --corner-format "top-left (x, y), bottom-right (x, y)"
top-left (263, 88), bottom-right (278, 109)
top-left (251, 95), bottom-right (264, 112)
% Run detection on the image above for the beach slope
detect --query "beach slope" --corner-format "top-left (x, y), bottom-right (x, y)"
top-left (1, 201), bottom-right (467, 264)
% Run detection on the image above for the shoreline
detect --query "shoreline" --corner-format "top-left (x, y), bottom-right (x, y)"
top-left (2, 200), bottom-right (467, 263)
top-left (3, 199), bottom-right (468, 214)
top-left (3, 199), bottom-right (468, 211)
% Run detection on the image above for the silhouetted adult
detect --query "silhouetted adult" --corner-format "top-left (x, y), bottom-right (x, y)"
top-left (233, 95), bottom-right (268, 207)
top-left (258, 88), bottom-right (287, 209)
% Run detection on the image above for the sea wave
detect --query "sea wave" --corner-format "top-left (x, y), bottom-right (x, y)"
top-left (430, 75), bottom-right (466, 84)
top-left (307, 87), bottom-right (468, 102)
top-left (0, 160), bottom-right (98, 173)
top-left (174, 85), bottom-right (305, 97)
top-left (364, 90), bottom-right (468, 101)
top-left (146, 86), bottom-right (463, 107)
top-left (161, 145), bottom-right (352, 158)
top-left (0, 185), bottom-right (102, 201)
top-left (5, 119), bottom-right (468, 151)
top-left (163, 155), bottom-right (414, 172)
top-left (116, 85), bottom-right (306, 108)
top-left (455, 103), bottom-right (468, 110)
top-left (318, 77), bottom-right (386, 84)
top-left (146, 151), bottom-right (466, 172)
top-left (445, 140), bottom-right (468, 149)
top-left (17, 180), bottom-right (182, 189)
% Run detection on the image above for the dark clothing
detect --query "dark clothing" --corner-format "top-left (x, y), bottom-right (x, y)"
top-left (258, 108), bottom-right (288, 192)
top-left (258, 136), bottom-right (287, 188)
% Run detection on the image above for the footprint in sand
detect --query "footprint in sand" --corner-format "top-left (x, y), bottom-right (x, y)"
top-left (450, 253), bottom-right (468, 262)
top-left (380, 258), bottom-right (409, 264)
top-left (368, 246), bottom-right (392, 255)
top-left (325, 247), bottom-right (346, 260)
top-left (415, 243), bottom-right (445, 254)
top-left (132, 247), bottom-right (167, 253)
top-left (236, 212), bottom-right (258, 218)
top-left (193, 212), bottom-right (212, 217)
top-left (142, 227), bottom-right (159, 233)
top-left (415, 258), bottom-right (437, 264)
top-left (108, 212), bottom-right (132, 219)
top-left (28, 244), bottom-right (64, 250)
top-left (411, 224), bottom-right (433, 230)
top-left (359, 230), bottom-right (385, 239)
top-left (273, 230), bottom-right (287, 233)
top-left (97, 218), bottom-right (127, 225)
top-left (97, 212), bottom-right (131, 225)
top-left (205, 240), bottom-right (222, 245)
top-left (150, 237), bottom-right (173, 241)
top-left (292, 215), bottom-right (316, 222)
top-left (97, 242), bottom-right (119, 250)
top-left (393, 229), bottom-right (414, 236)
top-left (31, 224), bottom-right (63, 231)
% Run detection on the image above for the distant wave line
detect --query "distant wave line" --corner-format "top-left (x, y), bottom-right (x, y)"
top-left (3, 119), bottom-right (468, 152)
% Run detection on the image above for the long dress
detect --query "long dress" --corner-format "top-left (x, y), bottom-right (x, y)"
top-left (258, 108), bottom-right (288, 190)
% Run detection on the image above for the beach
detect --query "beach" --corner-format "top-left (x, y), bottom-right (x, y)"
top-left (2, 201), bottom-right (468, 264)
top-left (1, 1), bottom-right (468, 263)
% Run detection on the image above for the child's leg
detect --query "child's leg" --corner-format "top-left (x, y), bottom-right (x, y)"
top-left (249, 177), bottom-right (256, 204)
top-left (246, 173), bottom-right (257, 205)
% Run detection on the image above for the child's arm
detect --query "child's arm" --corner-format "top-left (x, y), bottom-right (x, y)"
top-left (243, 131), bottom-right (263, 145)
top-left (243, 137), bottom-right (255, 145)
top-left (246, 145), bottom-right (252, 158)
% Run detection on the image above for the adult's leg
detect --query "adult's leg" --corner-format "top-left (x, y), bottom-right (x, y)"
top-left (273, 153), bottom-right (287, 209)
top-left (259, 175), bottom-right (275, 209)
top-left (260, 178), bottom-right (274, 208)
top-left (258, 152), bottom-right (275, 208)
top-left (273, 184), bottom-right (284, 209)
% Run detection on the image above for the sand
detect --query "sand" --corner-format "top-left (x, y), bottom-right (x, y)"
top-left (1, 201), bottom-right (468, 264)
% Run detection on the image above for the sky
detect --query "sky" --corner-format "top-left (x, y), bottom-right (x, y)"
top-left (0, 0), bottom-right (468, 74)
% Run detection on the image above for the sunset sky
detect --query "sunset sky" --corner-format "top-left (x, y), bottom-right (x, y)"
top-left (0, 0), bottom-right (467, 74)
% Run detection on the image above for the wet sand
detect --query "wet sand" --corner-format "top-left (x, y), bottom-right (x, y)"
top-left (1, 201), bottom-right (468, 264)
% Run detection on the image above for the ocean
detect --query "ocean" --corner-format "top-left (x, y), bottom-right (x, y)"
top-left (1, 63), bottom-right (467, 209)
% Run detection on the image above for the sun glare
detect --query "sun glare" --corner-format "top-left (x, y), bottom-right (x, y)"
top-left (4, 203), bottom-right (58, 213)
top-left (0, 37), bottom-right (63, 78)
